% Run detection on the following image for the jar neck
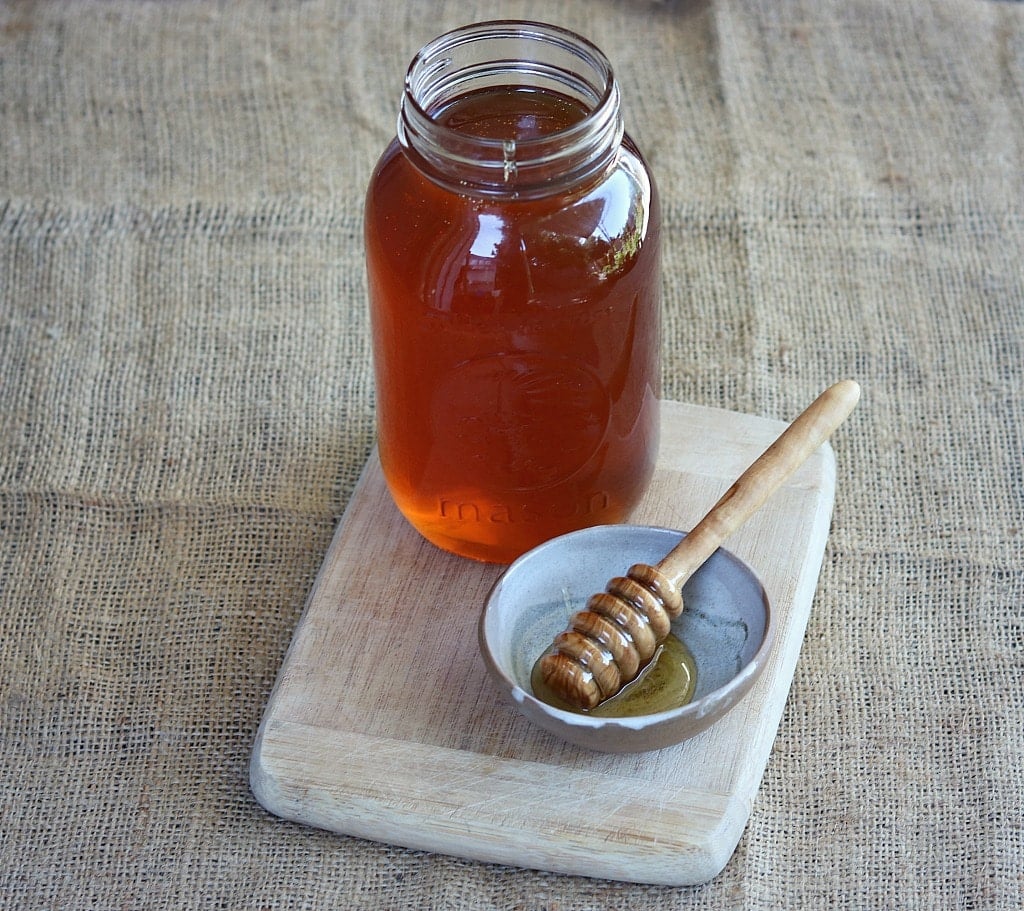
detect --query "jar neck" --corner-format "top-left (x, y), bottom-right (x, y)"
top-left (397, 21), bottom-right (624, 199)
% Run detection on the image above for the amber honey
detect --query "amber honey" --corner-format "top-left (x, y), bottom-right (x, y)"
top-left (531, 633), bottom-right (697, 717)
top-left (365, 23), bottom-right (660, 563)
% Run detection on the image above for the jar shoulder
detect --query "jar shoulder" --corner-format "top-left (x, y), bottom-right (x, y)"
top-left (365, 138), bottom-right (658, 261)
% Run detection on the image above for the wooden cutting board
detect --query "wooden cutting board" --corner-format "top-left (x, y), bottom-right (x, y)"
top-left (250, 399), bottom-right (837, 885)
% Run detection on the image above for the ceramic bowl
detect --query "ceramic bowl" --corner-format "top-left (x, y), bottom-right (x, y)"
top-left (478, 524), bottom-right (774, 752)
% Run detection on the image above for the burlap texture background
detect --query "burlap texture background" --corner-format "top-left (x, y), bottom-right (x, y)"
top-left (1, 0), bottom-right (1021, 907)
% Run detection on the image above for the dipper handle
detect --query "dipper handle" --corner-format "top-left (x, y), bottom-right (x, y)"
top-left (654, 379), bottom-right (862, 590)
top-left (537, 380), bottom-right (861, 711)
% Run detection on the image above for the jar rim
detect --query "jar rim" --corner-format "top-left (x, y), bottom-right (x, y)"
top-left (398, 20), bottom-right (624, 198)
top-left (403, 20), bottom-right (617, 154)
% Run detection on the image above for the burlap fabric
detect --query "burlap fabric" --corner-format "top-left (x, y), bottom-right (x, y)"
top-left (2, 0), bottom-right (1021, 907)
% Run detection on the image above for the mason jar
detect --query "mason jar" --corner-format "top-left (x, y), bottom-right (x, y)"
top-left (365, 20), bottom-right (661, 563)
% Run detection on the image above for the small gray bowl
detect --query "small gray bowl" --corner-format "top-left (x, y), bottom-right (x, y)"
top-left (478, 525), bottom-right (774, 753)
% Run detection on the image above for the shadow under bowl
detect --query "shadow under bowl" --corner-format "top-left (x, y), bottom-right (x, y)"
top-left (478, 525), bottom-right (774, 753)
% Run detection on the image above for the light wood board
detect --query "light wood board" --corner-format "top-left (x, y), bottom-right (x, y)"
top-left (250, 400), bottom-right (837, 885)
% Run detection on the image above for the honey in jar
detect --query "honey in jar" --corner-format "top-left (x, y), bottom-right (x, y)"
top-left (365, 21), bottom-right (661, 563)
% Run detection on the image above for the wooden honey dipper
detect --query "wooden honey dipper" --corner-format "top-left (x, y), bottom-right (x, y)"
top-left (537, 380), bottom-right (861, 711)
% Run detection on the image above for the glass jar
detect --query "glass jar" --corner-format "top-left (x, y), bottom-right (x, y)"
top-left (365, 20), bottom-right (661, 563)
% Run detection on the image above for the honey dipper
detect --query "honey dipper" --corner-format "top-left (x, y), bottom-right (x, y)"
top-left (537, 379), bottom-right (861, 711)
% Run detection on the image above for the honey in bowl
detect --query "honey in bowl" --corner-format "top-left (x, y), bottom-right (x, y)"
top-left (530, 633), bottom-right (697, 718)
